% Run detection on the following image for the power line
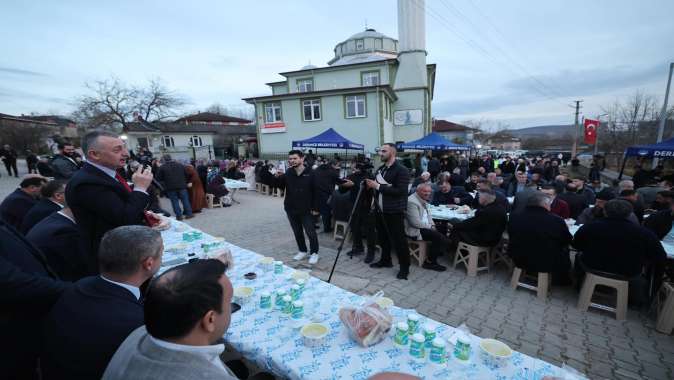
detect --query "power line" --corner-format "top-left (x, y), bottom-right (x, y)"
top-left (411, 0), bottom-right (569, 107)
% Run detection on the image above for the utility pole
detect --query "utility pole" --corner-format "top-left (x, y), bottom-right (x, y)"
top-left (571, 100), bottom-right (583, 158)
top-left (653, 62), bottom-right (674, 168)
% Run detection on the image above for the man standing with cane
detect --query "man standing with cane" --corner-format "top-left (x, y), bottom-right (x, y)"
top-left (276, 150), bottom-right (321, 265)
top-left (366, 143), bottom-right (411, 280)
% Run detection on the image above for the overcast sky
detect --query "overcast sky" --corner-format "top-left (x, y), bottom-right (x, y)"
top-left (1, 0), bottom-right (672, 129)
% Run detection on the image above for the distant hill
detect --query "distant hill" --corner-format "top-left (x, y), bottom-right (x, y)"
top-left (508, 124), bottom-right (574, 139)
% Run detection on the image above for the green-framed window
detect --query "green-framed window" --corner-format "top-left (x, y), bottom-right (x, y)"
top-left (296, 78), bottom-right (314, 93)
top-left (302, 98), bottom-right (321, 121)
top-left (361, 70), bottom-right (380, 86)
top-left (345, 94), bottom-right (366, 118)
top-left (263, 102), bottom-right (282, 123)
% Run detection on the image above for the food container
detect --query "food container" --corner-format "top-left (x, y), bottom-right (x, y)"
top-left (375, 297), bottom-right (394, 310)
top-left (300, 323), bottom-right (329, 347)
top-left (259, 291), bottom-right (272, 309)
top-left (453, 334), bottom-right (472, 361)
top-left (429, 338), bottom-right (447, 365)
top-left (422, 324), bottom-right (436, 348)
top-left (282, 295), bottom-right (293, 314)
top-left (409, 333), bottom-right (426, 360)
top-left (290, 285), bottom-right (301, 300)
top-left (258, 256), bottom-right (274, 270)
top-left (407, 313), bottom-right (420, 335)
top-left (274, 260), bottom-right (283, 274)
top-left (393, 322), bottom-right (409, 346)
top-left (275, 290), bottom-right (287, 310)
top-left (291, 301), bottom-right (304, 319)
top-left (233, 287), bottom-right (254, 304)
top-left (479, 338), bottom-right (513, 367)
top-left (291, 270), bottom-right (310, 282)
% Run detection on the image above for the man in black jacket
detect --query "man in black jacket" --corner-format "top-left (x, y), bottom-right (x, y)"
top-left (0, 176), bottom-right (46, 231)
top-left (156, 154), bottom-right (193, 220)
top-left (508, 192), bottom-right (573, 283)
top-left (0, 143), bottom-right (19, 177)
top-left (0, 220), bottom-right (69, 379)
top-left (41, 225), bottom-right (162, 380)
top-left (50, 142), bottom-right (81, 180)
top-left (26, 206), bottom-right (87, 282)
top-left (313, 160), bottom-right (340, 233)
top-left (276, 150), bottom-right (320, 265)
top-left (431, 180), bottom-right (472, 206)
top-left (340, 162), bottom-right (377, 261)
top-left (644, 201), bottom-right (674, 240)
top-left (66, 131), bottom-right (153, 275)
top-left (21, 179), bottom-right (66, 234)
top-left (366, 143), bottom-right (411, 280)
top-left (557, 182), bottom-right (589, 219)
top-left (452, 189), bottom-right (507, 246)
top-left (573, 200), bottom-right (666, 305)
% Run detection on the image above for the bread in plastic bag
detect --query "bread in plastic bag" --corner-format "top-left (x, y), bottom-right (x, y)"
top-left (338, 293), bottom-right (393, 347)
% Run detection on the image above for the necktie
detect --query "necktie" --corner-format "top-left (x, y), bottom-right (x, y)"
top-left (115, 172), bottom-right (132, 193)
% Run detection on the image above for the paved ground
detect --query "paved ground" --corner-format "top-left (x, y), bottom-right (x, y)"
top-left (1, 170), bottom-right (673, 380)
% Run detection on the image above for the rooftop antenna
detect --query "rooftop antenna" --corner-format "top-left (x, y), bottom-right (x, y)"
top-left (365, 19), bottom-right (368, 30)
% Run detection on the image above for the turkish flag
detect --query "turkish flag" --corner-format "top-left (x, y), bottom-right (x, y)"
top-left (584, 119), bottom-right (599, 145)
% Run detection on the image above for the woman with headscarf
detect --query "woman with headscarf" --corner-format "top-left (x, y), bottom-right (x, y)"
top-left (185, 164), bottom-right (207, 213)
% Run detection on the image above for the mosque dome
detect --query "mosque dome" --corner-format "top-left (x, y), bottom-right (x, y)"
top-left (328, 28), bottom-right (398, 66)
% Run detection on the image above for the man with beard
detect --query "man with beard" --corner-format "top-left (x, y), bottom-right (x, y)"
top-left (50, 142), bottom-right (81, 180)
top-left (365, 144), bottom-right (411, 280)
top-left (339, 160), bottom-right (376, 261)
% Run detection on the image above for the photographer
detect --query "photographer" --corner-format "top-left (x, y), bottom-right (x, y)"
top-left (340, 159), bottom-right (376, 262)
top-left (365, 144), bottom-right (411, 280)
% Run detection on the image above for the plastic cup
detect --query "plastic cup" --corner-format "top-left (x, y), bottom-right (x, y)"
top-left (290, 285), bottom-right (301, 301)
top-left (407, 313), bottom-right (420, 335)
top-left (393, 322), bottom-right (409, 346)
top-left (453, 335), bottom-right (471, 361)
top-left (260, 291), bottom-right (272, 309)
top-left (409, 333), bottom-right (426, 360)
top-left (274, 261), bottom-right (283, 274)
top-left (291, 301), bottom-right (304, 319)
top-left (429, 338), bottom-right (447, 365)
top-left (282, 295), bottom-right (293, 314)
top-left (275, 290), bottom-right (287, 310)
top-left (423, 324), bottom-right (436, 348)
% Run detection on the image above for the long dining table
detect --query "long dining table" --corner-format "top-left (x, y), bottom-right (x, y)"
top-left (157, 220), bottom-right (586, 380)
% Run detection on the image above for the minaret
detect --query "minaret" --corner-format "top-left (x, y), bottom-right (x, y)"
top-left (394, 0), bottom-right (427, 89)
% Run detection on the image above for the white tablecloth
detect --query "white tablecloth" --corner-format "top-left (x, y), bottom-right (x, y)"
top-left (158, 221), bottom-right (582, 380)
top-left (224, 178), bottom-right (251, 190)
top-left (428, 205), bottom-right (474, 222)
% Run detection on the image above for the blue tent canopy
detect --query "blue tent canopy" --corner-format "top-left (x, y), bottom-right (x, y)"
top-left (625, 137), bottom-right (674, 158)
top-left (398, 132), bottom-right (471, 151)
top-left (291, 128), bottom-right (364, 150)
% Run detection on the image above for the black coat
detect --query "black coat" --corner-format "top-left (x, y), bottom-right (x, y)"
top-left (557, 191), bottom-right (588, 219)
top-left (0, 188), bottom-right (37, 231)
top-left (156, 161), bottom-right (188, 191)
top-left (0, 220), bottom-right (68, 378)
top-left (507, 206), bottom-right (572, 273)
top-left (281, 166), bottom-right (318, 215)
top-left (431, 188), bottom-right (472, 206)
top-left (644, 209), bottom-right (673, 240)
top-left (50, 154), bottom-right (80, 180)
top-left (26, 212), bottom-right (87, 282)
top-left (41, 276), bottom-right (144, 380)
top-left (20, 198), bottom-right (62, 234)
top-left (573, 218), bottom-right (666, 277)
top-left (313, 164), bottom-right (340, 196)
top-left (375, 161), bottom-right (410, 213)
top-left (66, 163), bottom-right (150, 274)
top-left (453, 202), bottom-right (507, 246)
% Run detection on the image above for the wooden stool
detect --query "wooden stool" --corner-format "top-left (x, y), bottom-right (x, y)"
top-left (408, 239), bottom-right (428, 267)
top-left (510, 267), bottom-right (550, 300)
top-left (206, 193), bottom-right (222, 209)
top-left (577, 272), bottom-right (629, 320)
top-left (656, 282), bottom-right (674, 334)
top-left (453, 242), bottom-right (491, 277)
top-left (333, 221), bottom-right (350, 241)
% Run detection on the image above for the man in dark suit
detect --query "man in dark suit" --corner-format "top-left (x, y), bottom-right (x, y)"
top-left (508, 191), bottom-right (573, 283)
top-left (20, 179), bottom-right (66, 234)
top-left (50, 142), bottom-right (81, 180)
top-left (66, 131), bottom-right (153, 275)
top-left (557, 182), bottom-right (588, 219)
top-left (0, 176), bottom-right (46, 231)
top-left (41, 225), bottom-right (163, 380)
top-left (366, 143), bottom-right (411, 280)
top-left (452, 189), bottom-right (507, 247)
top-left (155, 154), bottom-right (193, 220)
top-left (431, 180), bottom-right (472, 206)
top-left (0, 220), bottom-right (69, 379)
top-left (26, 206), bottom-right (87, 281)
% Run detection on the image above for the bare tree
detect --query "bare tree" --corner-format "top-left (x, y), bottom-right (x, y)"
top-left (72, 77), bottom-right (185, 131)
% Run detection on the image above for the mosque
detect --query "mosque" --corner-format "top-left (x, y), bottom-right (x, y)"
top-left (243, 0), bottom-right (434, 156)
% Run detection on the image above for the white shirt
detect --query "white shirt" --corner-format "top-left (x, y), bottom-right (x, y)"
top-left (49, 199), bottom-right (64, 209)
top-left (148, 336), bottom-right (230, 375)
top-left (88, 161), bottom-right (147, 194)
top-left (57, 210), bottom-right (75, 224)
top-left (100, 275), bottom-right (141, 300)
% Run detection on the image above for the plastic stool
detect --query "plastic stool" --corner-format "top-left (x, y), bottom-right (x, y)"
top-left (453, 242), bottom-right (491, 277)
top-left (510, 267), bottom-right (550, 300)
top-left (408, 239), bottom-right (428, 267)
top-left (577, 272), bottom-right (629, 320)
